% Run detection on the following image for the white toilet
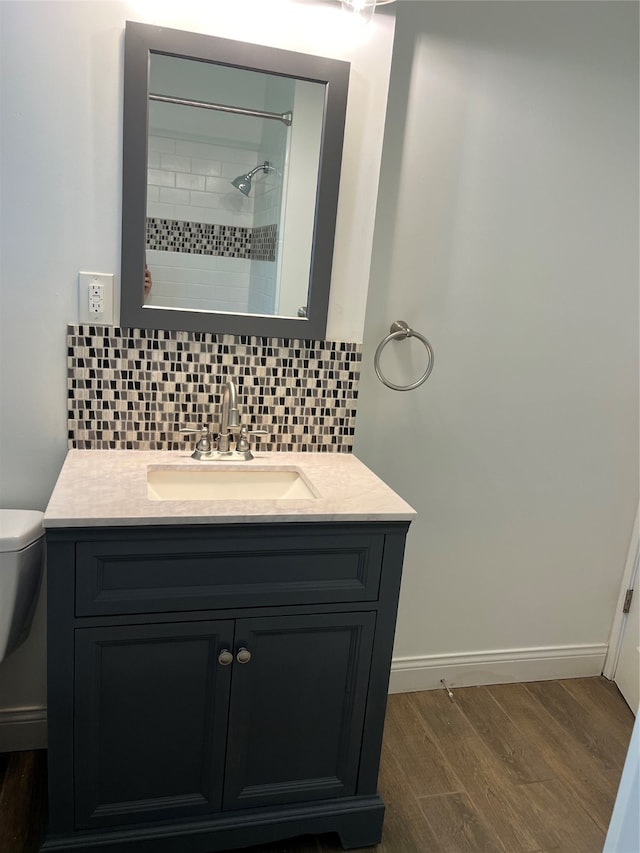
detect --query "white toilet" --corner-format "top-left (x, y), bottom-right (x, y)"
top-left (0, 509), bottom-right (44, 663)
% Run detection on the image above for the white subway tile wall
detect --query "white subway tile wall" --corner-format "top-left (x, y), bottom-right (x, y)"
top-left (146, 135), bottom-right (280, 313)
top-left (146, 251), bottom-right (251, 313)
top-left (249, 133), bottom-right (284, 313)
top-left (248, 258), bottom-right (279, 316)
top-left (147, 135), bottom-right (257, 228)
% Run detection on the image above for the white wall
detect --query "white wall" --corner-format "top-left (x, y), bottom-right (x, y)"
top-left (278, 79), bottom-right (325, 318)
top-left (355, 1), bottom-right (639, 690)
top-left (0, 0), bottom-right (394, 510)
top-left (0, 0), bottom-right (395, 746)
top-left (148, 51), bottom-right (270, 146)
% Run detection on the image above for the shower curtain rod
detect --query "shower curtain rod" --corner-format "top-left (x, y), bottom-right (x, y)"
top-left (149, 93), bottom-right (293, 126)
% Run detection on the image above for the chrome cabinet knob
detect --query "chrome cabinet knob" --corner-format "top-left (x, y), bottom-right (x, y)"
top-left (218, 649), bottom-right (234, 666)
top-left (236, 647), bottom-right (252, 664)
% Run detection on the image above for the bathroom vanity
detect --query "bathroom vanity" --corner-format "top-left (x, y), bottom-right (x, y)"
top-left (41, 451), bottom-right (414, 852)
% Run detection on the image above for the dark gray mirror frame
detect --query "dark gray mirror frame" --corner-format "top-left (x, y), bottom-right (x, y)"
top-left (121, 21), bottom-right (350, 339)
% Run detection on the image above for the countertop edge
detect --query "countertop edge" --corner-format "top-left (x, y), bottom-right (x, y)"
top-left (43, 511), bottom-right (416, 529)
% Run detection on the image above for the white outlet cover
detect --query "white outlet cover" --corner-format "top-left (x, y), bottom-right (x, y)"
top-left (78, 272), bottom-right (115, 324)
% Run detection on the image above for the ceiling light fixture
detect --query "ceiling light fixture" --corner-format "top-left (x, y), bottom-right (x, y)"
top-left (340, 0), bottom-right (396, 23)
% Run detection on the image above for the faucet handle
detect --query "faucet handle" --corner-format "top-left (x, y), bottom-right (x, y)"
top-left (179, 424), bottom-right (216, 457)
top-left (235, 425), bottom-right (268, 459)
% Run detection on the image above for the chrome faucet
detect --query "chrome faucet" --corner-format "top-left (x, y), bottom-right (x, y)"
top-left (217, 379), bottom-right (240, 453)
top-left (179, 376), bottom-right (267, 461)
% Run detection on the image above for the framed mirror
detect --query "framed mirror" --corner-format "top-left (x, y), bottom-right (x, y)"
top-left (121, 21), bottom-right (350, 339)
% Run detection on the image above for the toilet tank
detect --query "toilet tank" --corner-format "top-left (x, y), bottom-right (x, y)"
top-left (0, 510), bottom-right (44, 662)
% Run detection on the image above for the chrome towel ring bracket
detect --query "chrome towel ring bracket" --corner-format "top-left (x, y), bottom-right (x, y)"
top-left (374, 320), bottom-right (434, 391)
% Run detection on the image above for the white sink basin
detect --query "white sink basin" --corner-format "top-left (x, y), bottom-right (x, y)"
top-left (147, 466), bottom-right (317, 501)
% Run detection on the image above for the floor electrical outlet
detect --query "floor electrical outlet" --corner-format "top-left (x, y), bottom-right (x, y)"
top-left (78, 272), bottom-right (115, 324)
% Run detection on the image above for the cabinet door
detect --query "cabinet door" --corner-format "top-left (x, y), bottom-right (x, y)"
top-left (74, 620), bottom-right (233, 829)
top-left (224, 612), bottom-right (376, 810)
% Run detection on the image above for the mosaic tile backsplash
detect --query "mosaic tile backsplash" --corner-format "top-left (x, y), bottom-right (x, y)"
top-left (146, 218), bottom-right (277, 262)
top-left (68, 325), bottom-right (361, 452)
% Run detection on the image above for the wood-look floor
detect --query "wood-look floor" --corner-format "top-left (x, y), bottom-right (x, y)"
top-left (0, 677), bottom-right (633, 853)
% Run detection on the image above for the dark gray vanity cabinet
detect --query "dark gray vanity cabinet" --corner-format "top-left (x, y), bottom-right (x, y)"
top-left (42, 521), bottom-right (410, 853)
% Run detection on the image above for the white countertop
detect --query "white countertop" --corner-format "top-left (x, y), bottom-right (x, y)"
top-left (43, 450), bottom-right (416, 527)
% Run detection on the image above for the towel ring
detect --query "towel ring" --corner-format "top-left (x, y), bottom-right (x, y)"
top-left (374, 320), bottom-right (434, 391)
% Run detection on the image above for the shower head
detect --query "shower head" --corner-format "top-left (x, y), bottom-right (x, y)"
top-left (230, 173), bottom-right (253, 196)
top-left (230, 161), bottom-right (273, 196)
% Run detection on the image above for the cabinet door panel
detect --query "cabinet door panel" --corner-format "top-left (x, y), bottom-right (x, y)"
top-left (74, 621), bottom-right (233, 829)
top-left (224, 612), bottom-right (375, 810)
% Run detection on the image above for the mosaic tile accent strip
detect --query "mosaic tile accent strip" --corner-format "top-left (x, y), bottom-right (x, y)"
top-left (252, 223), bottom-right (277, 262)
top-left (146, 218), bottom-right (276, 261)
top-left (67, 325), bottom-right (361, 452)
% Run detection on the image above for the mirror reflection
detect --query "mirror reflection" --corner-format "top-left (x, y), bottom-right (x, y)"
top-left (121, 22), bottom-right (350, 338)
top-left (144, 54), bottom-right (324, 320)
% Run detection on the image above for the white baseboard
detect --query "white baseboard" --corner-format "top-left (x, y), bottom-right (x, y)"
top-left (389, 643), bottom-right (608, 694)
top-left (0, 706), bottom-right (47, 752)
top-left (0, 647), bottom-right (610, 748)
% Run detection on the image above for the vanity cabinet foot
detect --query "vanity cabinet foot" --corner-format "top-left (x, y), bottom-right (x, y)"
top-left (336, 811), bottom-right (386, 849)
top-left (42, 522), bottom-right (410, 853)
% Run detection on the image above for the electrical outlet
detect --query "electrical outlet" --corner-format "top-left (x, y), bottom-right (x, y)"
top-left (78, 273), bottom-right (115, 324)
top-left (89, 283), bottom-right (104, 314)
